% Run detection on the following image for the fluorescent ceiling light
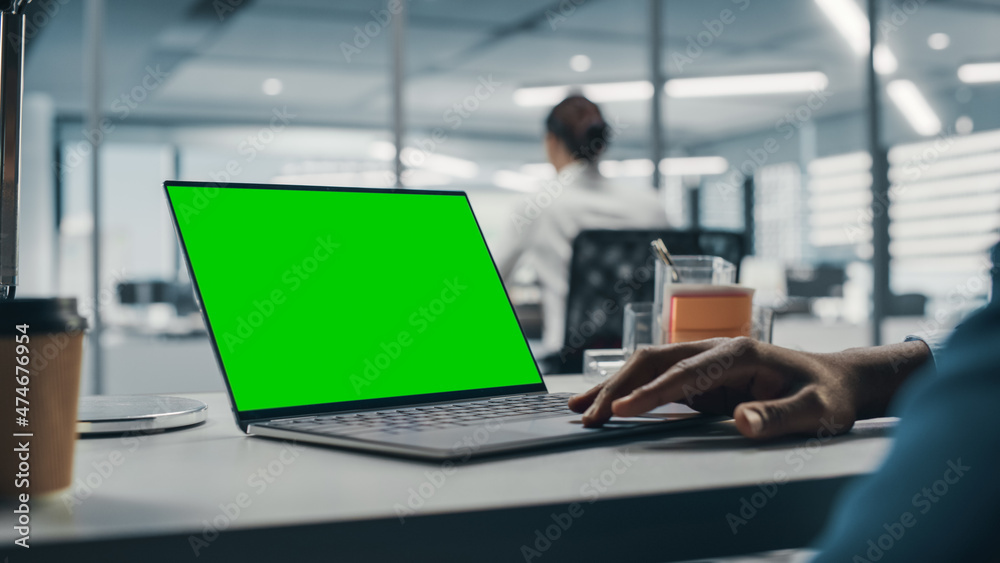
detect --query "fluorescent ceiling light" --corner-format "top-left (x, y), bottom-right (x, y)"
top-left (368, 140), bottom-right (396, 161)
top-left (892, 255), bottom-right (989, 275)
top-left (873, 44), bottom-right (897, 75)
top-left (889, 129), bottom-right (1000, 162)
top-left (592, 157), bottom-right (728, 177)
top-left (811, 226), bottom-right (869, 246)
top-left (402, 149), bottom-right (478, 179)
top-left (520, 163), bottom-right (556, 179)
top-left (367, 141), bottom-right (478, 179)
top-left (513, 81), bottom-right (652, 107)
top-left (808, 151), bottom-right (872, 176)
top-left (955, 115), bottom-right (974, 135)
top-left (886, 80), bottom-right (941, 136)
top-left (958, 62), bottom-right (1000, 84)
top-left (659, 156), bottom-right (729, 176)
top-left (665, 72), bottom-right (828, 98)
top-left (570, 54), bottom-right (591, 72)
top-left (809, 209), bottom-right (863, 228)
top-left (400, 170), bottom-right (455, 188)
top-left (891, 233), bottom-right (999, 258)
top-left (262, 78), bottom-right (283, 96)
top-left (890, 193), bottom-right (1000, 221)
top-left (927, 33), bottom-right (950, 50)
top-left (517, 72), bottom-right (828, 106)
top-left (600, 159), bottom-right (655, 178)
top-left (889, 172), bottom-right (1000, 203)
top-left (891, 213), bottom-right (1000, 240)
top-left (807, 172), bottom-right (872, 193)
top-left (584, 81), bottom-right (653, 102)
top-left (814, 0), bottom-right (870, 56)
top-left (272, 171), bottom-right (394, 189)
top-left (808, 190), bottom-right (872, 211)
top-left (513, 85), bottom-right (571, 107)
top-left (814, 0), bottom-right (898, 75)
top-left (888, 152), bottom-right (1000, 183)
top-left (492, 170), bottom-right (540, 192)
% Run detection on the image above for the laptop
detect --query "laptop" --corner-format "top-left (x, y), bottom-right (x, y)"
top-left (164, 181), bottom-right (713, 460)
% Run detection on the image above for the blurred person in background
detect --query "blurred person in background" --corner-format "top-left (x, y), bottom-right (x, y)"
top-left (496, 95), bottom-right (668, 355)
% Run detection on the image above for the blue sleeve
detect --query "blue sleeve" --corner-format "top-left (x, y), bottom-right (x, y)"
top-left (811, 303), bottom-right (1000, 562)
top-left (903, 334), bottom-right (942, 372)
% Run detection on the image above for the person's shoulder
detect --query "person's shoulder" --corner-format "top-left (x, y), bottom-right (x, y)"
top-left (944, 303), bottom-right (1000, 358)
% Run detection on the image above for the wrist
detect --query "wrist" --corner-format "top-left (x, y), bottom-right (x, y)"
top-left (821, 341), bottom-right (931, 420)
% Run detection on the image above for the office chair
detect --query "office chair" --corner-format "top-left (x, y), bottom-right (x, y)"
top-left (118, 280), bottom-right (199, 317)
top-left (539, 229), bottom-right (746, 375)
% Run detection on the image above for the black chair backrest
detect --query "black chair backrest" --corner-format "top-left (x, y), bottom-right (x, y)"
top-left (118, 280), bottom-right (199, 316)
top-left (551, 229), bottom-right (746, 374)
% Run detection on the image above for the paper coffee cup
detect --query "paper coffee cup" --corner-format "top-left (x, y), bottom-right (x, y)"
top-left (0, 298), bottom-right (87, 497)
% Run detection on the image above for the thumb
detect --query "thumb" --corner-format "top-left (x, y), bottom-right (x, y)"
top-left (733, 387), bottom-right (829, 440)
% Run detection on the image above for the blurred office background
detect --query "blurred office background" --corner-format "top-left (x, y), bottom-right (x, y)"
top-left (14, 0), bottom-right (1000, 394)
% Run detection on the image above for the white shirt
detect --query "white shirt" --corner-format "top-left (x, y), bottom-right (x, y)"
top-left (496, 161), bottom-right (669, 354)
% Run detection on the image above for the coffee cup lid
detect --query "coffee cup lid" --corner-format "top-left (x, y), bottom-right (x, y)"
top-left (0, 298), bottom-right (88, 335)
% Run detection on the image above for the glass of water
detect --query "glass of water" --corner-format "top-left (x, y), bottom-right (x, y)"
top-left (623, 302), bottom-right (654, 359)
top-left (582, 349), bottom-right (626, 384)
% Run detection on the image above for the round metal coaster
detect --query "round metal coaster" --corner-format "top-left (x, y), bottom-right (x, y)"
top-left (77, 395), bottom-right (208, 436)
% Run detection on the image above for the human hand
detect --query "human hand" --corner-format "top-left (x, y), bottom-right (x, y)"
top-left (568, 337), bottom-right (929, 439)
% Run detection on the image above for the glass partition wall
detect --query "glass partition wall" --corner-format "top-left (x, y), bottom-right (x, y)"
top-left (20, 0), bottom-right (999, 392)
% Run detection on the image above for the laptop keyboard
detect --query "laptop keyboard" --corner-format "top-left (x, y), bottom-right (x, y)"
top-left (265, 392), bottom-right (576, 435)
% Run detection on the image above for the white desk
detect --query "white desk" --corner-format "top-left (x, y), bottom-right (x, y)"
top-left (1, 376), bottom-right (896, 562)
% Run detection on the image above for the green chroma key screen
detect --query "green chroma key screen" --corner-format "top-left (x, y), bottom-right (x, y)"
top-left (166, 184), bottom-right (542, 412)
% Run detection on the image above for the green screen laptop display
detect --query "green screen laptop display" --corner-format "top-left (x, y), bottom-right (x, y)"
top-left (166, 184), bottom-right (542, 412)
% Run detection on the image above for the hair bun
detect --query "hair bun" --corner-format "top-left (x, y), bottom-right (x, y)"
top-left (545, 96), bottom-right (611, 163)
top-left (581, 122), bottom-right (609, 161)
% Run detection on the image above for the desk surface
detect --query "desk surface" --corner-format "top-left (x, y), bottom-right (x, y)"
top-left (3, 376), bottom-right (896, 562)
